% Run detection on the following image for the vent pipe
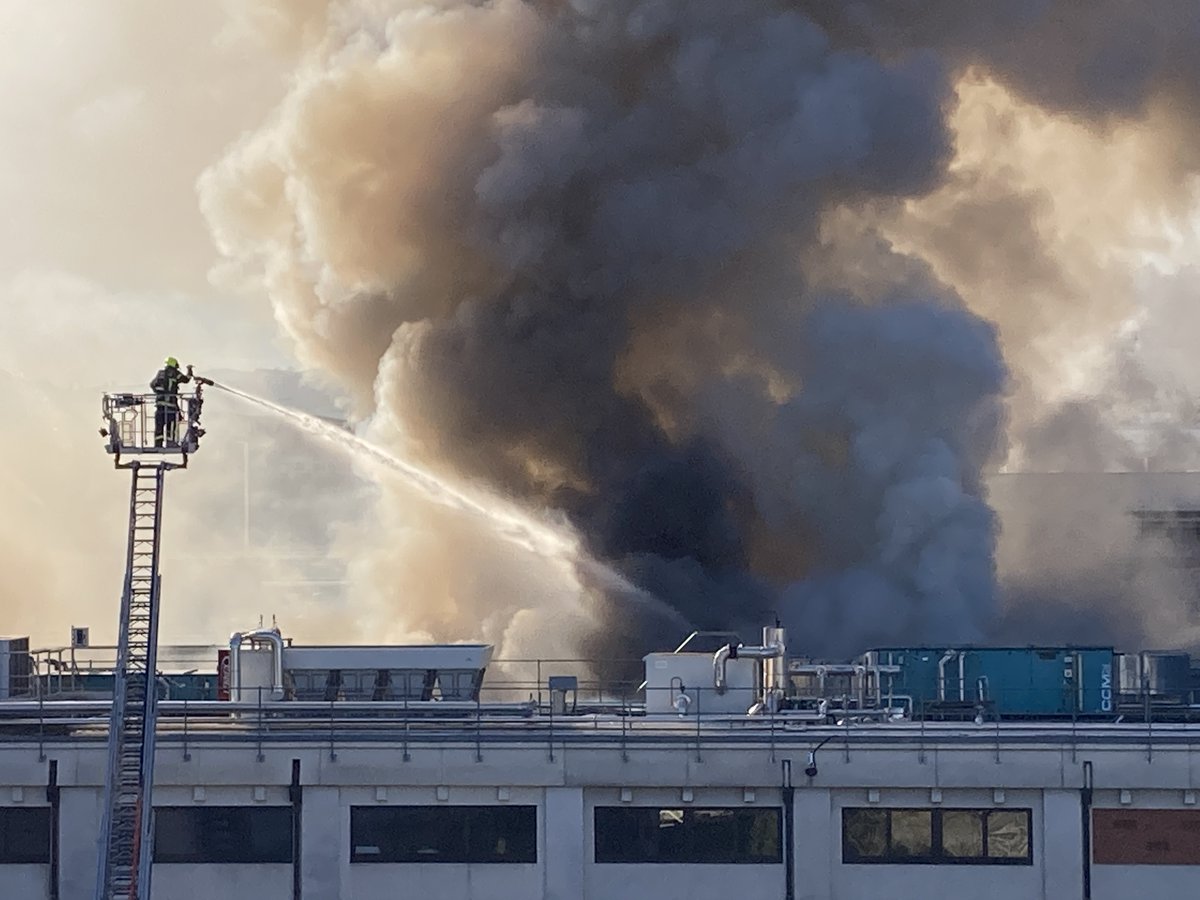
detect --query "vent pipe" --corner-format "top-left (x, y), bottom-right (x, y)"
top-left (937, 650), bottom-right (958, 702)
top-left (713, 628), bottom-right (786, 694)
top-left (229, 629), bottom-right (285, 702)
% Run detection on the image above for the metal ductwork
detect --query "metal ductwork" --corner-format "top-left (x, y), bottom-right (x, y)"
top-left (229, 629), bottom-right (285, 702)
top-left (937, 650), bottom-right (959, 702)
top-left (713, 627), bottom-right (786, 694)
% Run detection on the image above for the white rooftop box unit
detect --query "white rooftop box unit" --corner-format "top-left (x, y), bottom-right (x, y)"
top-left (643, 627), bottom-right (787, 716)
top-left (227, 630), bottom-right (494, 703)
top-left (643, 651), bottom-right (757, 716)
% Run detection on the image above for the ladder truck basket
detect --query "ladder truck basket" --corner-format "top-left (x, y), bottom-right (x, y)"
top-left (100, 388), bottom-right (207, 461)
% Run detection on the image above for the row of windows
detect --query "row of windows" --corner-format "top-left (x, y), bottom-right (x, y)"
top-left (843, 808), bottom-right (1033, 865)
top-left (151, 806), bottom-right (538, 865)
top-left (148, 805), bottom-right (781, 865)
top-left (21, 799), bottom-right (1200, 870)
top-left (1, 803), bottom-right (1028, 867)
top-left (0, 802), bottom-right (1035, 869)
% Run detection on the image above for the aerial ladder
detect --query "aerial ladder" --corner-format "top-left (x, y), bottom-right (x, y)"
top-left (93, 377), bottom-right (211, 900)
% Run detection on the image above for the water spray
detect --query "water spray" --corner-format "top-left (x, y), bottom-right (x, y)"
top-left (208, 380), bottom-right (575, 556)
top-left (206, 380), bottom-right (687, 627)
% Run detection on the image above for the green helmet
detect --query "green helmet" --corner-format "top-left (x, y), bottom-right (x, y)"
top-left (165, 356), bottom-right (179, 368)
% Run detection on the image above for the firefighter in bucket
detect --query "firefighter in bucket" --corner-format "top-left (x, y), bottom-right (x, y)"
top-left (150, 356), bottom-right (192, 447)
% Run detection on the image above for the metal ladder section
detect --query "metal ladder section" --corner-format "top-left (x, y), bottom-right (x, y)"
top-left (95, 462), bottom-right (168, 900)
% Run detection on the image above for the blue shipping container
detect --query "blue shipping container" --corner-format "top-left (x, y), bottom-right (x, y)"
top-left (867, 647), bottom-right (1116, 717)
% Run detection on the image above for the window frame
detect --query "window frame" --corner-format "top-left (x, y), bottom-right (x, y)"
top-left (349, 805), bottom-right (538, 864)
top-left (152, 805), bottom-right (295, 864)
top-left (842, 807), bottom-right (1033, 866)
top-left (593, 806), bottom-right (783, 864)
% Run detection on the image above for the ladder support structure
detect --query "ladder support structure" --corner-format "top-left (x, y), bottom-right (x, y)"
top-left (94, 388), bottom-right (207, 900)
top-left (94, 464), bottom-right (170, 900)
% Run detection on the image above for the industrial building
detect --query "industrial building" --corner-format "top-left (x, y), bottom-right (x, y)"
top-left (6, 379), bottom-right (1200, 900)
top-left (3, 620), bottom-right (1200, 900)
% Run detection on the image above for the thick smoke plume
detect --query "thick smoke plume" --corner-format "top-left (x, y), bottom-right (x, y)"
top-left (201, 0), bottom-right (1014, 663)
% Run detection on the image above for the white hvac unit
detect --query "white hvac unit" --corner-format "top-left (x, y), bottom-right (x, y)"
top-left (643, 627), bottom-right (788, 716)
top-left (0, 637), bottom-right (32, 698)
top-left (226, 629), bottom-right (495, 703)
top-left (643, 651), bottom-right (757, 716)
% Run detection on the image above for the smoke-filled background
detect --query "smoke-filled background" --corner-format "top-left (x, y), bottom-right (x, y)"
top-left (4, 1), bottom-right (1200, 668)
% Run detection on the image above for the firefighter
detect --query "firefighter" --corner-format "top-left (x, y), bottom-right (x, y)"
top-left (150, 357), bottom-right (192, 447)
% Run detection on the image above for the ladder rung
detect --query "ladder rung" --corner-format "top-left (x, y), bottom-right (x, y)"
top-left (101, 465), bottom-right (170, 897)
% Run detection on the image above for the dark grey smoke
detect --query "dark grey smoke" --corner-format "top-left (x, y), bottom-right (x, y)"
top-left (770, 301), bottom-right (1006, 657)
top-left (201, 0), bottom-right (1200, 663)
top-left (799, 1), bottom-right (1200, 128)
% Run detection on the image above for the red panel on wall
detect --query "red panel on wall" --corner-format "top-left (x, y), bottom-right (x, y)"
top-left (1093, 809), bottom-right (1200, 865)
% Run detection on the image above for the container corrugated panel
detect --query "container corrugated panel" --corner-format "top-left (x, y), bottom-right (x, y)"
top-left (1079, 648), bottom-right (1117, 714)
top-left (867, 646), bottom-right (1115, 717)
top-left (988, 649), bottom-right (1066, 715)
top-left (871, 649), bottom-right (942, 709)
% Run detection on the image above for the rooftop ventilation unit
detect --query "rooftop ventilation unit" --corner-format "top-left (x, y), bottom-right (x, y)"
top-left (0, 637), bottom-right (31, 699)
top-left (227, 631), bottom-right (494, 703)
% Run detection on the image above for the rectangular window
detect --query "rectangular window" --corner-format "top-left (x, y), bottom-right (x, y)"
top-left (594, 807), bottom-right (782, 864)
top-left (154, 806), bottom-right (293, 863)
top-left (1093, 809), bottom-right (1200, 865)
top-left (350, 806), bottom-right (537, 863)
top-left (842, 808), bottom-right (1031, 865)
top-left (0, 808), bottom-right (50, 864)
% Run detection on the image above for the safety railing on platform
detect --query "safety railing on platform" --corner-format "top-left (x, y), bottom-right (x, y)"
top-left (99, 389), bottom-right (207, 461)
top-left (28, 646), bottom-right (222, 699)
top-left (11, 658), bottom-right (1200, 721)
top-left (5, 684), bottom-right (1200, 732)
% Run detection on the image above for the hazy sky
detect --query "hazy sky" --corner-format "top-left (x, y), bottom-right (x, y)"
top-left (0, 0), bottom-right (294, 386)
top-left (0, 3), bottom-right (316, 648)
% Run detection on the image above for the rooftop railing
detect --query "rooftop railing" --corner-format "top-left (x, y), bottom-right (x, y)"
top-left (2, 683), bottom-right (1199, 770)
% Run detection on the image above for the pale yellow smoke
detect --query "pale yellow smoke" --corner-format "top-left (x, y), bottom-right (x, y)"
top-left (333, 476), bottom-right (593, 658)
top-left (869, 76), bottom-right (1200, 649)
top-left (879, 76), bottom-right (1200, 453)
top-left (0, 0), bottom-right (588, 655)
top-left (200, 0), bottom-right (545, 414)
top-left (198, 1), bottom-right (610, 656)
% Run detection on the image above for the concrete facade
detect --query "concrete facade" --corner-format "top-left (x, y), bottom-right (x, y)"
top-left (0, 866), bottom-right (49, 900)
top-left (1, 727), bottom-right (1198, 899)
